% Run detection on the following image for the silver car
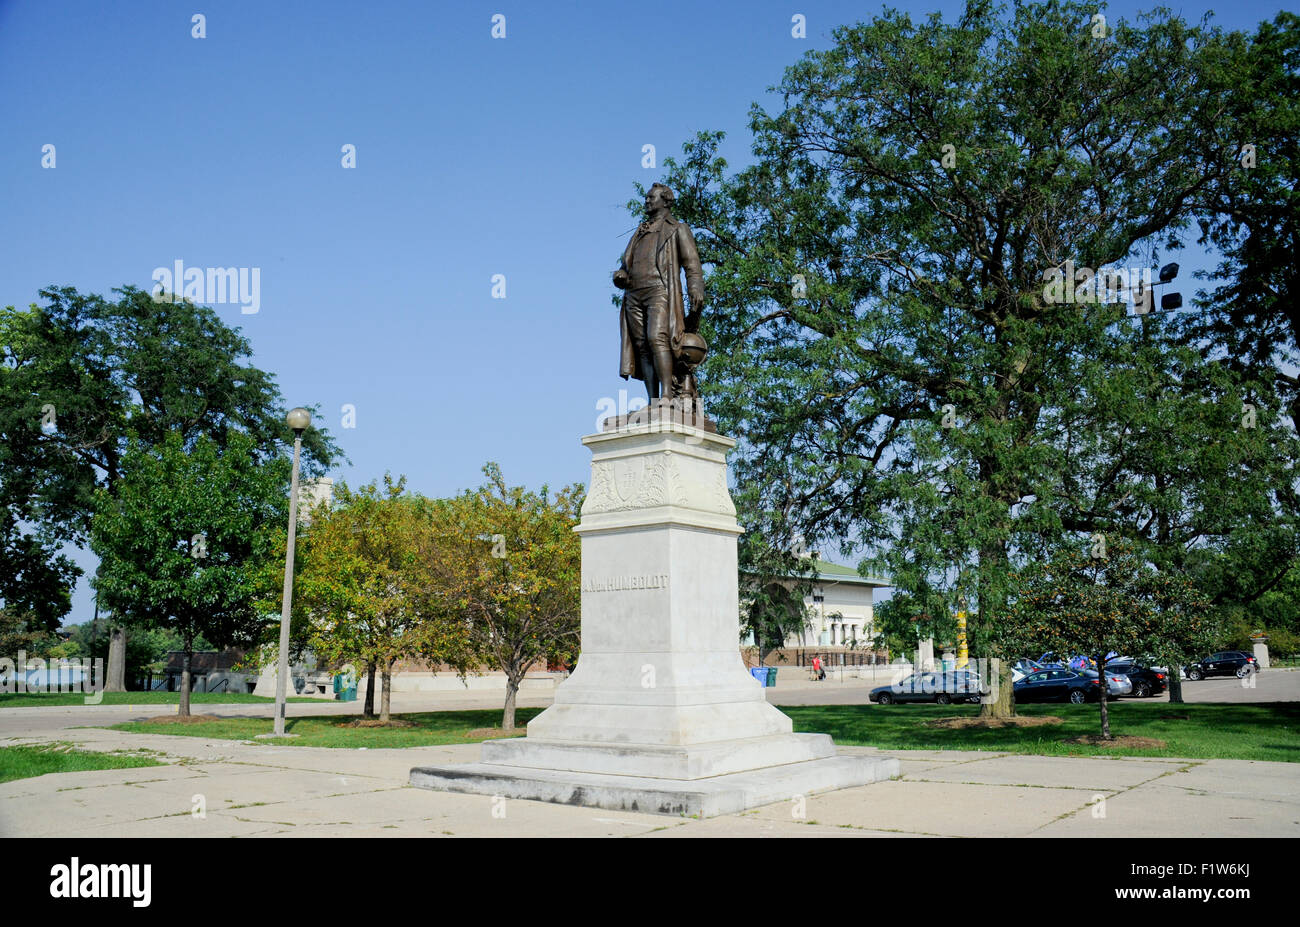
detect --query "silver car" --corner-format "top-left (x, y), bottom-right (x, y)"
top-left (1083, 669), bottom-right (1132, 697)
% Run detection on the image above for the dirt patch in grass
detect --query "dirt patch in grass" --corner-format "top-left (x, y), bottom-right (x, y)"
top-left (1159, 713), bottom-right (1191, 721)
top-left (337, 719), bottom-right (417, 729)
top-left (145, 714), bottom-right (225, 725)
top-left (1065, 734), bottom-right (1167, 749)
top-left (925, 715), bottom-right (1064, 729)
top-left (465, 727), bottom-right (527, 740)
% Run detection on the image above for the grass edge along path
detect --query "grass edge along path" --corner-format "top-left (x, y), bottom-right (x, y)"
top-left (103, 702), bottom-right (1300, 762)
top-left (110, 708), bottom-right (545, 748)
top-left (782, 701), bottom-right (1300, 763)
top-left (0, 742), bottom-right (167, 784)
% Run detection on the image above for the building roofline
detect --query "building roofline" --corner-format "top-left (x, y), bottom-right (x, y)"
top-left (742, 559), bottom-right (891, 588)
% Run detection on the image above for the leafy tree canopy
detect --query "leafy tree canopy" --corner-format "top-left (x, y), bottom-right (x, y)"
top-left (90, 431), bottom-right (289, 713)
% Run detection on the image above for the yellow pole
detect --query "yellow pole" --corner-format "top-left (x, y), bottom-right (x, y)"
top-left (957, 608), bottom-right (968, 668)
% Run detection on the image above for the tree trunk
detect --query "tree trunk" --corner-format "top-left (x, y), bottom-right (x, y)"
top-left (981, 658), bottom-right (1015, 719)
top-left (104, 627), bottom-right (127, 692)
top-left (379, 660), bottom-right (393, 723)
top-left (977, 533), bottom-right (1016, 719)
top-left (502, 672), bottom-right (520, 731)
top-left (1098, 673), bottom-right (1112, 739)
top-left (363, 661), bottom-right (376, 718)
top-left (179, 646), bottom-right (192, 718)
top-left (1168, 670), bottom-right (1185, 704)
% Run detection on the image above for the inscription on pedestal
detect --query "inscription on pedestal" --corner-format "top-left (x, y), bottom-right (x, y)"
top-left (581, 573), bottom-right (670, 592)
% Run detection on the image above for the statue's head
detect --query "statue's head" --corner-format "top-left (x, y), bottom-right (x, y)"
top-left (645, 183), bottom-right (675, 215)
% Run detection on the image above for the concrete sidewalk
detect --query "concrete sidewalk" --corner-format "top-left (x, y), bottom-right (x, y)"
top-left (3, 722), bottom-right (1297, 837)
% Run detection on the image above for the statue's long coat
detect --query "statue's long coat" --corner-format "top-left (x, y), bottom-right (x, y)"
top-left (617, 216), bottom-right (705, 382)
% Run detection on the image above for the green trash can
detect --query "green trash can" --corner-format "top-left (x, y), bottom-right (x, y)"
top-left (766, 668), bottom-right (777, 687)
top-left (333, 673), bottom-right (357, 702)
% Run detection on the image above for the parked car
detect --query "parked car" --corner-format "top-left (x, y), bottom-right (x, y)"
top-left (1014, 668), bottom-right (1102, 704)
top-left (1039, 652), bottom-right (1097, 671)
top-left (950, 669), bottom-right (984, 692)
top-left (1083, 669), bottom-right (1132, 697)
top-left (1184, 651), bottom-right (1259, 680)
top-left (1104, 660), bottom-right (1169, 698)
top-left (1012, 658), bottom-right (1045, 681)
top-left (870, 671), bottom-right (984, 705)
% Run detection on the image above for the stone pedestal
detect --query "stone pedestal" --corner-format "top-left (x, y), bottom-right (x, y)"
top-left (410, 416), bottom-right (897, 817)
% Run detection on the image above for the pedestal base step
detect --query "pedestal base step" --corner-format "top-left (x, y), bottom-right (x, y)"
top-left (480, 733), bottom-right (833, 779)
top-left (409, 754), bottom-right (899, 818)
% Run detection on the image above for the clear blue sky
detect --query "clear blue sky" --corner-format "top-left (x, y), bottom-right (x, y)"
top-left (0, 0), bottom-right (1288, 620)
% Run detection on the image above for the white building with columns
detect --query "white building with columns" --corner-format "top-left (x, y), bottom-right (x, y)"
top-left (743, 557), bottom-right (891, 648)
top-left (799, 559), bottom-right (890, 647)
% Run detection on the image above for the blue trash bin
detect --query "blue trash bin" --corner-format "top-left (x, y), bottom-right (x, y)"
top-left (750, 667), bottom-right (767, 685)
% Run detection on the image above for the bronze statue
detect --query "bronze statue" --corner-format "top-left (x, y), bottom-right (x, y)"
top-left (613, 183), bottom-right (707, 404)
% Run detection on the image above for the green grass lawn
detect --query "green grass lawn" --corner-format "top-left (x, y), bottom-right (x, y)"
top-left (0, 742), bottom-right (166, 784)
top-left (0, 691), bottom-right (322, 708)
top-left (104, 701), bottom-right (1299, 761)
top-left (110, 707), bottom-right (544, 748)
top-left (781, 701), bottom-right (1300, 762)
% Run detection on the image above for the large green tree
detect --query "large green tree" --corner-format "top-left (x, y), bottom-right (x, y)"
top-left (286, 476), bottom-right (478, 723)
top-left (1180, 12), bottom-right (1300, 637)
top-left (432, 465), bottom-right (582, 730)
top-left (0, 511), bottom-right (79, 635)
top-left (90, 432), bottom-right (289, 716)
top-left (1189, 12), bottom-right (1300, 431)
top-left (0, 284), bottom-right (342, 627)
top-left (638, 1), bottom-right (1266, 716)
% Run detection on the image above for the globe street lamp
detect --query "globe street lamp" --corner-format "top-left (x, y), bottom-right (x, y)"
top-left (271, 407), bottom-right (311, 737)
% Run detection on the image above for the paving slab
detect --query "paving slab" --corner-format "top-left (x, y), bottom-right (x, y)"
top-left (111, 766), bottom-right (389, 809)
top-left (68, 811), bottom-right (291, 838)
top-left (1150, 759), bottom-right (1300, 803)
top-left (843, 748), bottom-right (1006, 763)
top-left (637, 815), bottom-right (908, 838)
top-left (292, 788), bottom-right (669, 837)
top-left (1035, 786), bottom-right (1300, 837)
top-left (905, 753), bottom-right (1192, 791)
top-left (747, 778), bottom-right (1103, 837)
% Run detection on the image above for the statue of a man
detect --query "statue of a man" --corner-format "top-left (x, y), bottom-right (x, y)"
top-left (613, 183), bottom-right (705, 403)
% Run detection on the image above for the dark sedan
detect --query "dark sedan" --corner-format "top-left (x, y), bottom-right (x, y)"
top-left (1104, 661), bottom-right (1169, 698)
top-left (1013, 669), bottom-right (1101, 704)
top-left (1184, 651), bottom-right (1259, 680)
top-left (870, 671), bottom-right (984, 705)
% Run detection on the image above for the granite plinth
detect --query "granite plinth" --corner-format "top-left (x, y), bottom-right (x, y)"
top-left (409, 421), bottom-right (897, 817)
top-left (480, 732), bottom-right (834, 779)
top-left (409, 753), bottom-right (900, 819)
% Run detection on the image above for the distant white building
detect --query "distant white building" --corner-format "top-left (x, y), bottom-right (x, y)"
top-left (801, 559), bottom-right (890, 647)
top-left (298, 477), bottom-right (334, 524)
top-left (742, 556), bottom-right (891, 648)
